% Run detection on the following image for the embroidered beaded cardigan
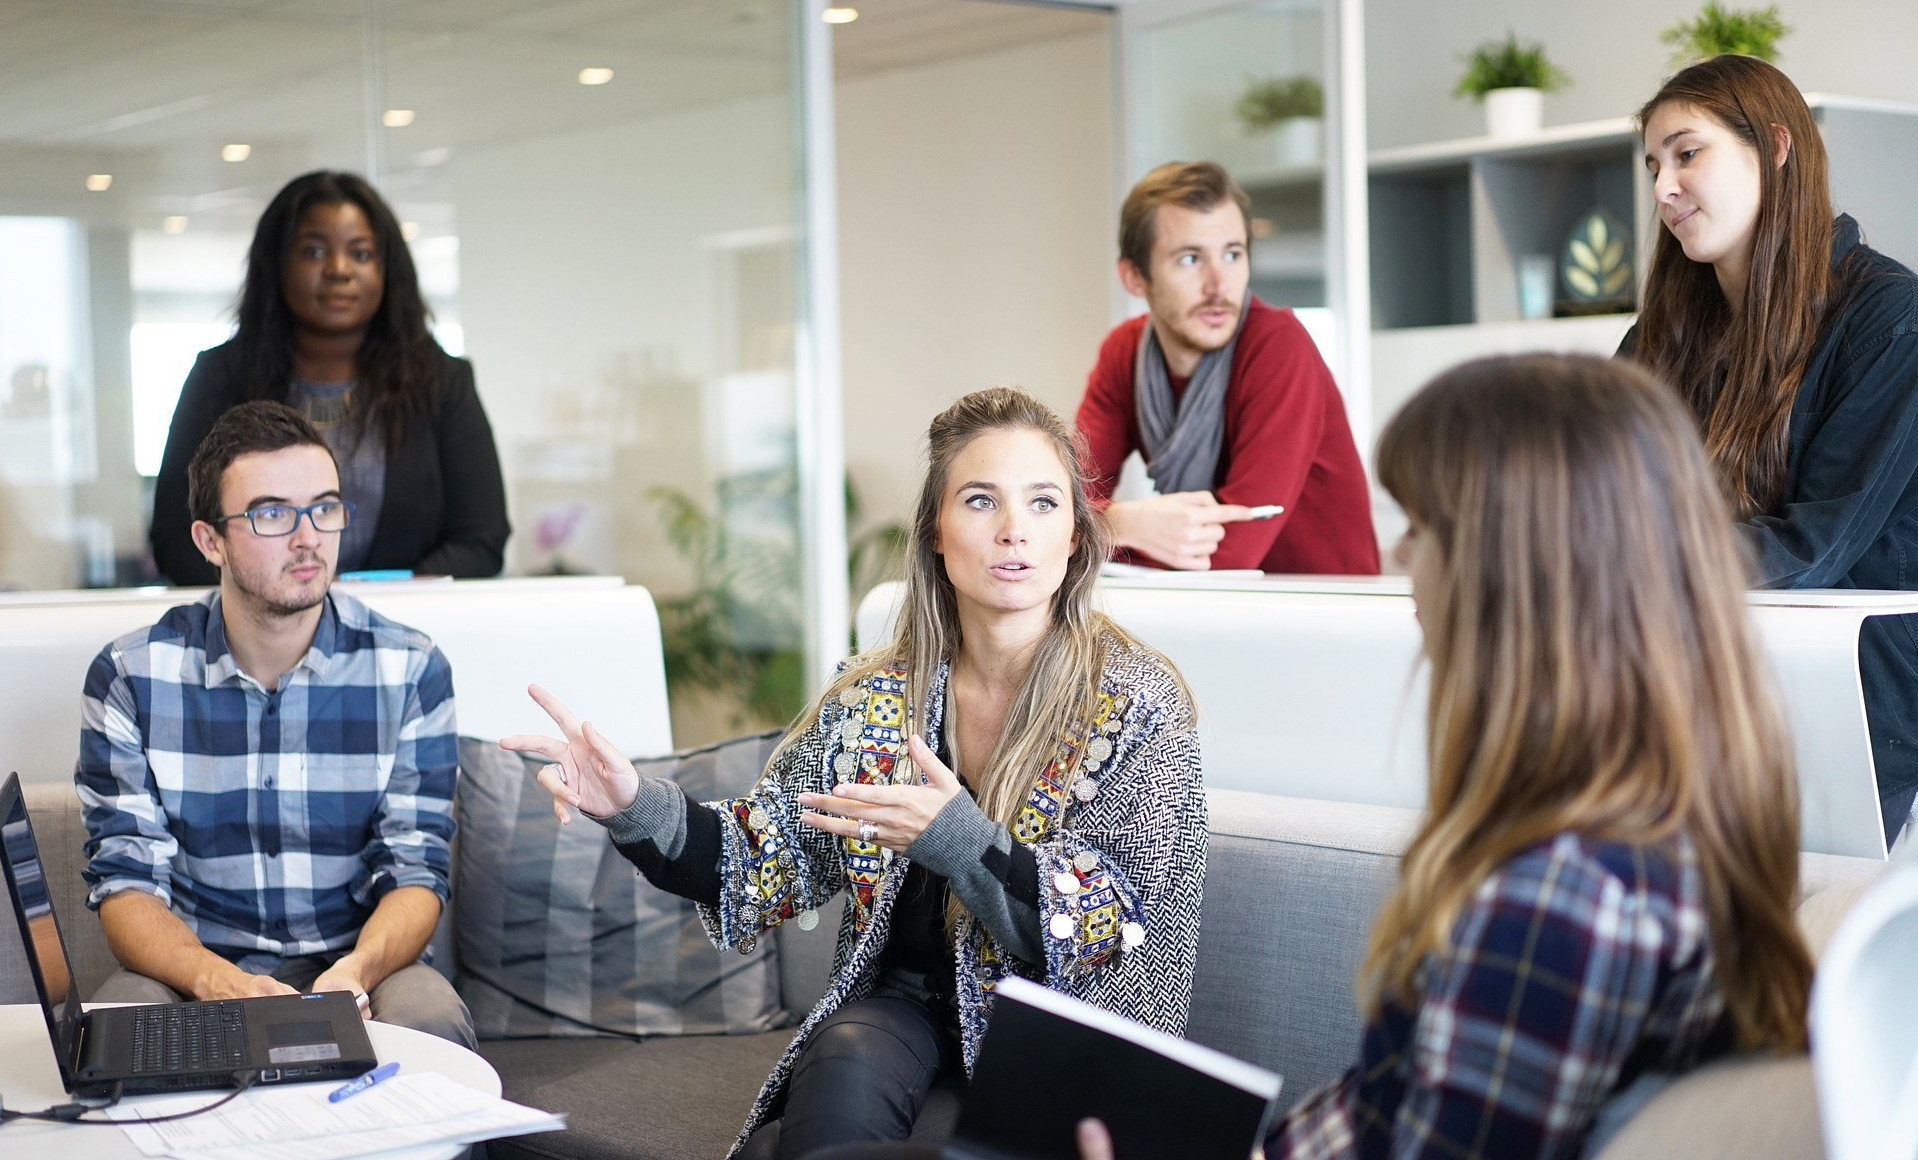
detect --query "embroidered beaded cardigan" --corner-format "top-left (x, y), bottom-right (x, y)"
top-left (701, 636), bottom-right (1207, 1156)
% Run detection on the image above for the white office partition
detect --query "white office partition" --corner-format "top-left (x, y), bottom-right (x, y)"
top-left (855, 577), bottom-right (1916, 859)
top-left (0, 577), bottom-right (674, 788)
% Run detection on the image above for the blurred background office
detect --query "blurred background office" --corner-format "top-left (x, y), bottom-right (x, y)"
top-left (2, 0), bottom-right (1916, 745)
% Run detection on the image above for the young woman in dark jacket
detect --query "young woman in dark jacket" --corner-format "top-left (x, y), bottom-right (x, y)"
top-left (150, 170), bottom-right (509, 585)
top-left (1622, 55), bottom-right (1918, 842)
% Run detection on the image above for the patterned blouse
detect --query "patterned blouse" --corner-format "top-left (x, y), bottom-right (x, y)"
top-left (1271, 832), bottom-right (1734, 1160)
top-left (700, 634), bottom-right (1208, 1157)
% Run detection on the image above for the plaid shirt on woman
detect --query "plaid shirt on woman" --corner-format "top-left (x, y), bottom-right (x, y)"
top-left (1271, 832), bottom-right (1734, 1160)
top-left (76, 590), bottom-right (457, 965)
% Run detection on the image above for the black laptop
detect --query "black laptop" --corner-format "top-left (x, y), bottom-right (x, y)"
top-left (0, 771), bottom-right (377, 1097)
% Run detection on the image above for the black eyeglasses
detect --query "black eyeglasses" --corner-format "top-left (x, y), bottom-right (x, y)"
top-left (213, 500), bottom-right (355, 537)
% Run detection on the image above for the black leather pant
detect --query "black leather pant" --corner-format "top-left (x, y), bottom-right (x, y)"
top-left (738, 995), bottom-right (963, 1160)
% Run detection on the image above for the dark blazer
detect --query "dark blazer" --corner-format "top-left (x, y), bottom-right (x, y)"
top-left (1621, 215), bottom-right (1918, 836)
top-left (150, 340), bottom-right (511, 585)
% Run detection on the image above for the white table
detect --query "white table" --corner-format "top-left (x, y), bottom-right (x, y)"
top-left (0, 1004), bottom-right (500, 1159)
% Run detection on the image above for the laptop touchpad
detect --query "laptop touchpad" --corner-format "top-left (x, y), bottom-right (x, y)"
top-left (267, 1020), bottom-right (342, 1063)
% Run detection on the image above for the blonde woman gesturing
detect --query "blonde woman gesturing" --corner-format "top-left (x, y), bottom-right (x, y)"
top-left (509, 388), bottom-right (1206, 1159)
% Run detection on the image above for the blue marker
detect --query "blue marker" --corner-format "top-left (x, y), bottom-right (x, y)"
top-left (330, 1061), bottom-right (400, 1102)
top-left (338, 569), bottom-right (414, 582)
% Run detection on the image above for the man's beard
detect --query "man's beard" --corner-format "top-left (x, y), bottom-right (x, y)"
top-left (233, 552), bottom-right (331, 617)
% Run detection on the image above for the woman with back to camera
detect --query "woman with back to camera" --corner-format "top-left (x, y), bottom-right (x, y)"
top-left (150, 170), bottom-right (508, 585)
top-left (510, 387), bottom-right (1208, 1158)
top-left (1025, 354), bottom-right (1813, 1160)
top-left (1624, 54), bottom-right (1918, 841)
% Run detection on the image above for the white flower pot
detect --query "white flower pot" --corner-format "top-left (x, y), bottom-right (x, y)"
top-left (1483, 87), bottom-right (1543, 138)
top-left (1263, 117), bottom-right (1323, 169)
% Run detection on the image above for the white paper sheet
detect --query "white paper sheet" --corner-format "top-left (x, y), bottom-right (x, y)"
top-left (108, 1072), bottom-right (564, 1160)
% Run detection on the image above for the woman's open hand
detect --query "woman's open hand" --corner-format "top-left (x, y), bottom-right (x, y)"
top-left (501, 683), bottom-right (640, 823)
top-left (798, 734), bottom-right (962, 851)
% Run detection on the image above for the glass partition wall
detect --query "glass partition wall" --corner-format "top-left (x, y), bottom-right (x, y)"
top-left (0, 0), bottom-right (834, 744)
top-left (1117, 0), bottom-right (1369, 440)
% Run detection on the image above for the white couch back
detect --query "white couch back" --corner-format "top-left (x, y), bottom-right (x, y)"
top-left (857, 576), bottom-right (1911, 860)
top-left (0, 577), bottom-right (673, 787)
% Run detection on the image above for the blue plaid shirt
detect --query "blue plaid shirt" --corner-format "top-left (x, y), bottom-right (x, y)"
top-left (76, 590), bottom-right (457, 964)
top-left (1271, 833), bottom-right (1733, 1160)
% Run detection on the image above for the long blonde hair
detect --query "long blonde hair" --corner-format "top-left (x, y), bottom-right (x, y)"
top-left (1369, 353), bottom-right (1811, 1050)
top-left (783, 388), bottom-right (1139, 912)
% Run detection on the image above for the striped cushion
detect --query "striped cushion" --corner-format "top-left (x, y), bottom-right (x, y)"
top-left (453, 732), bottom-right (788, 1039)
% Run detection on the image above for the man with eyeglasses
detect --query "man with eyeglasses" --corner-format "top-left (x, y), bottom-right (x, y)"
top-left (73, 401), bottom-right (472, 1046)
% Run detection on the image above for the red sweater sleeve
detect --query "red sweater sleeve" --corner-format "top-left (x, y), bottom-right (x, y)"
top-left (1208, 306), bottom-right (1379, 573)
top-left (1075, 318), bottom-right (1149, 507)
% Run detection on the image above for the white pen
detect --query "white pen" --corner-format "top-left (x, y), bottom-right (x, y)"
top-left (1245, 504), bottom-right (1286, 520)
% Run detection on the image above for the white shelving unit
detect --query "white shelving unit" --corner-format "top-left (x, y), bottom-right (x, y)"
top-left (1363, 94), bottom-right (1918, 429)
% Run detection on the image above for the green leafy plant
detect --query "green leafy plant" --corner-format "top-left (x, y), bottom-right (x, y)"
top-left (649, 471), bottom-right (906, 728)
top-left (1235, 75), bottom-right (1324, 131)
top-left (1661, 3), bottom-right (1789, 65)
top-left (1454, 32), bottom-right (1570, 100)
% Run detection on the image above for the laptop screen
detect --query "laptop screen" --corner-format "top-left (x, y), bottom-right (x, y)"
top-left (1, 773), bottom-right (83, 1076)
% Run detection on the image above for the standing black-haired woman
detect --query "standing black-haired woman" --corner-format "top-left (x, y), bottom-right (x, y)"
top-left (151, 170), bottom-right (509, 584)
top-left (1622, 55), bottom-right (1918, 843)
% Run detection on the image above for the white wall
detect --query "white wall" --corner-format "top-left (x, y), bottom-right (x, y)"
top-left (835, 30), bottom-right (1116, 536)
top-left (1366, 0), bottom-right (1918, 150)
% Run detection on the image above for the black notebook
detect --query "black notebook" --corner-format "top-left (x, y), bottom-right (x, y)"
top-left (948, 976), bottom-right (1281, 1160)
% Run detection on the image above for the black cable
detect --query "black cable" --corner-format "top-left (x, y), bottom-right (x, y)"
top-left (0, 1070), bottom-right (260, 1126)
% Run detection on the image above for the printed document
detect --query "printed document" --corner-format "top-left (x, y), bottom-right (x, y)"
top-left (108, 1072), bottom-right (564, 1160)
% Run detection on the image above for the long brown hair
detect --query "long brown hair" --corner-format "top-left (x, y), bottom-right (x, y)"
top-left (778, 388), bottom-right (1158, 921)
top-left (1370, 353), bottom-right (1811, 1050)
top-left (1629, 55), bottom-right (1834, 517)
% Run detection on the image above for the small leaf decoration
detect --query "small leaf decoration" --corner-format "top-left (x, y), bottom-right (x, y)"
top-left (1562, 211), bottom-right (1632, 301)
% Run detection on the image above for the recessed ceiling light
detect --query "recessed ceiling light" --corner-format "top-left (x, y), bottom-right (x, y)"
top-left (416, 147), bottom-right (452, 167)
top-left (822, 6), bottom-right (858, 23)
top-left (86, 174), bottom-right (112, 192)
top-left (382, 109), bottom-right (415, 128)
top-left (163, 216), bottom-right (189, 234)
top-left (578, 67), bottom-right (614, 86)
top-left (400, 221), bottom-right (421, 242)
top-left (221, 143), bottom-right (251, 162)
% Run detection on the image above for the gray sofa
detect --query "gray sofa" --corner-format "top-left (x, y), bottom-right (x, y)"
top-left (6, 782), bottom-right (1882, 1160)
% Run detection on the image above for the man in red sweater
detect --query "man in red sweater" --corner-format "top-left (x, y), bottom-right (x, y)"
top-left (1076, 161), bottom-right (1378, 573)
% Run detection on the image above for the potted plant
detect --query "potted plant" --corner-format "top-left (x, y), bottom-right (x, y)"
top-left (1661, 3), bottom-right (1789, 66)
top-left (1235, 75), bottom-right (1325, 169)
top-left (1455, 31), bottom-right (1569, 139)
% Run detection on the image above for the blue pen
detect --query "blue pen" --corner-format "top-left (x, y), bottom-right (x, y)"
top-left (338, 569), bottom-right (414, 582)
top-left (330, 1061), bottom-right (400, 1102)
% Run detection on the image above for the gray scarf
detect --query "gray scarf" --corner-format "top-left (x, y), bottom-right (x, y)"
top-left (1132, 300), bottom-right (1247, 494)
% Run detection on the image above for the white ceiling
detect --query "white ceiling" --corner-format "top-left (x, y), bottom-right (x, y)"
top-left (0, 0), bottom-right (1107, 235)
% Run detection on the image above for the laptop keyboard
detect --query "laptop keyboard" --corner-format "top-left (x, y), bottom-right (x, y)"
top-left (128, 1002), bottom-right (248, 1074)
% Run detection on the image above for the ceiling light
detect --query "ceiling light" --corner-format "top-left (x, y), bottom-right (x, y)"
top-left (822, 7), bottom-right (858, 23)
top-left (382, 109), bottom-right (415, 128)
top-left (578, 67), bottom-right (614, 86)
top-left (86, 174), bottom-right (112, 192)
top-left (416, 147), bottom-right (452, 167)
top-left (221, 143), bottom-right (251, 162)
top-left (400, 221), bottom-right (421, 242)
top-left (163, 216), bottom-right (189, 234)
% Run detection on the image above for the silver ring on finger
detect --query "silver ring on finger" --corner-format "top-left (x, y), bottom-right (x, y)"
top-left (545, 762), bottom-right (567, 786)
top-left (857, 820), bottom-right (877, 843)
